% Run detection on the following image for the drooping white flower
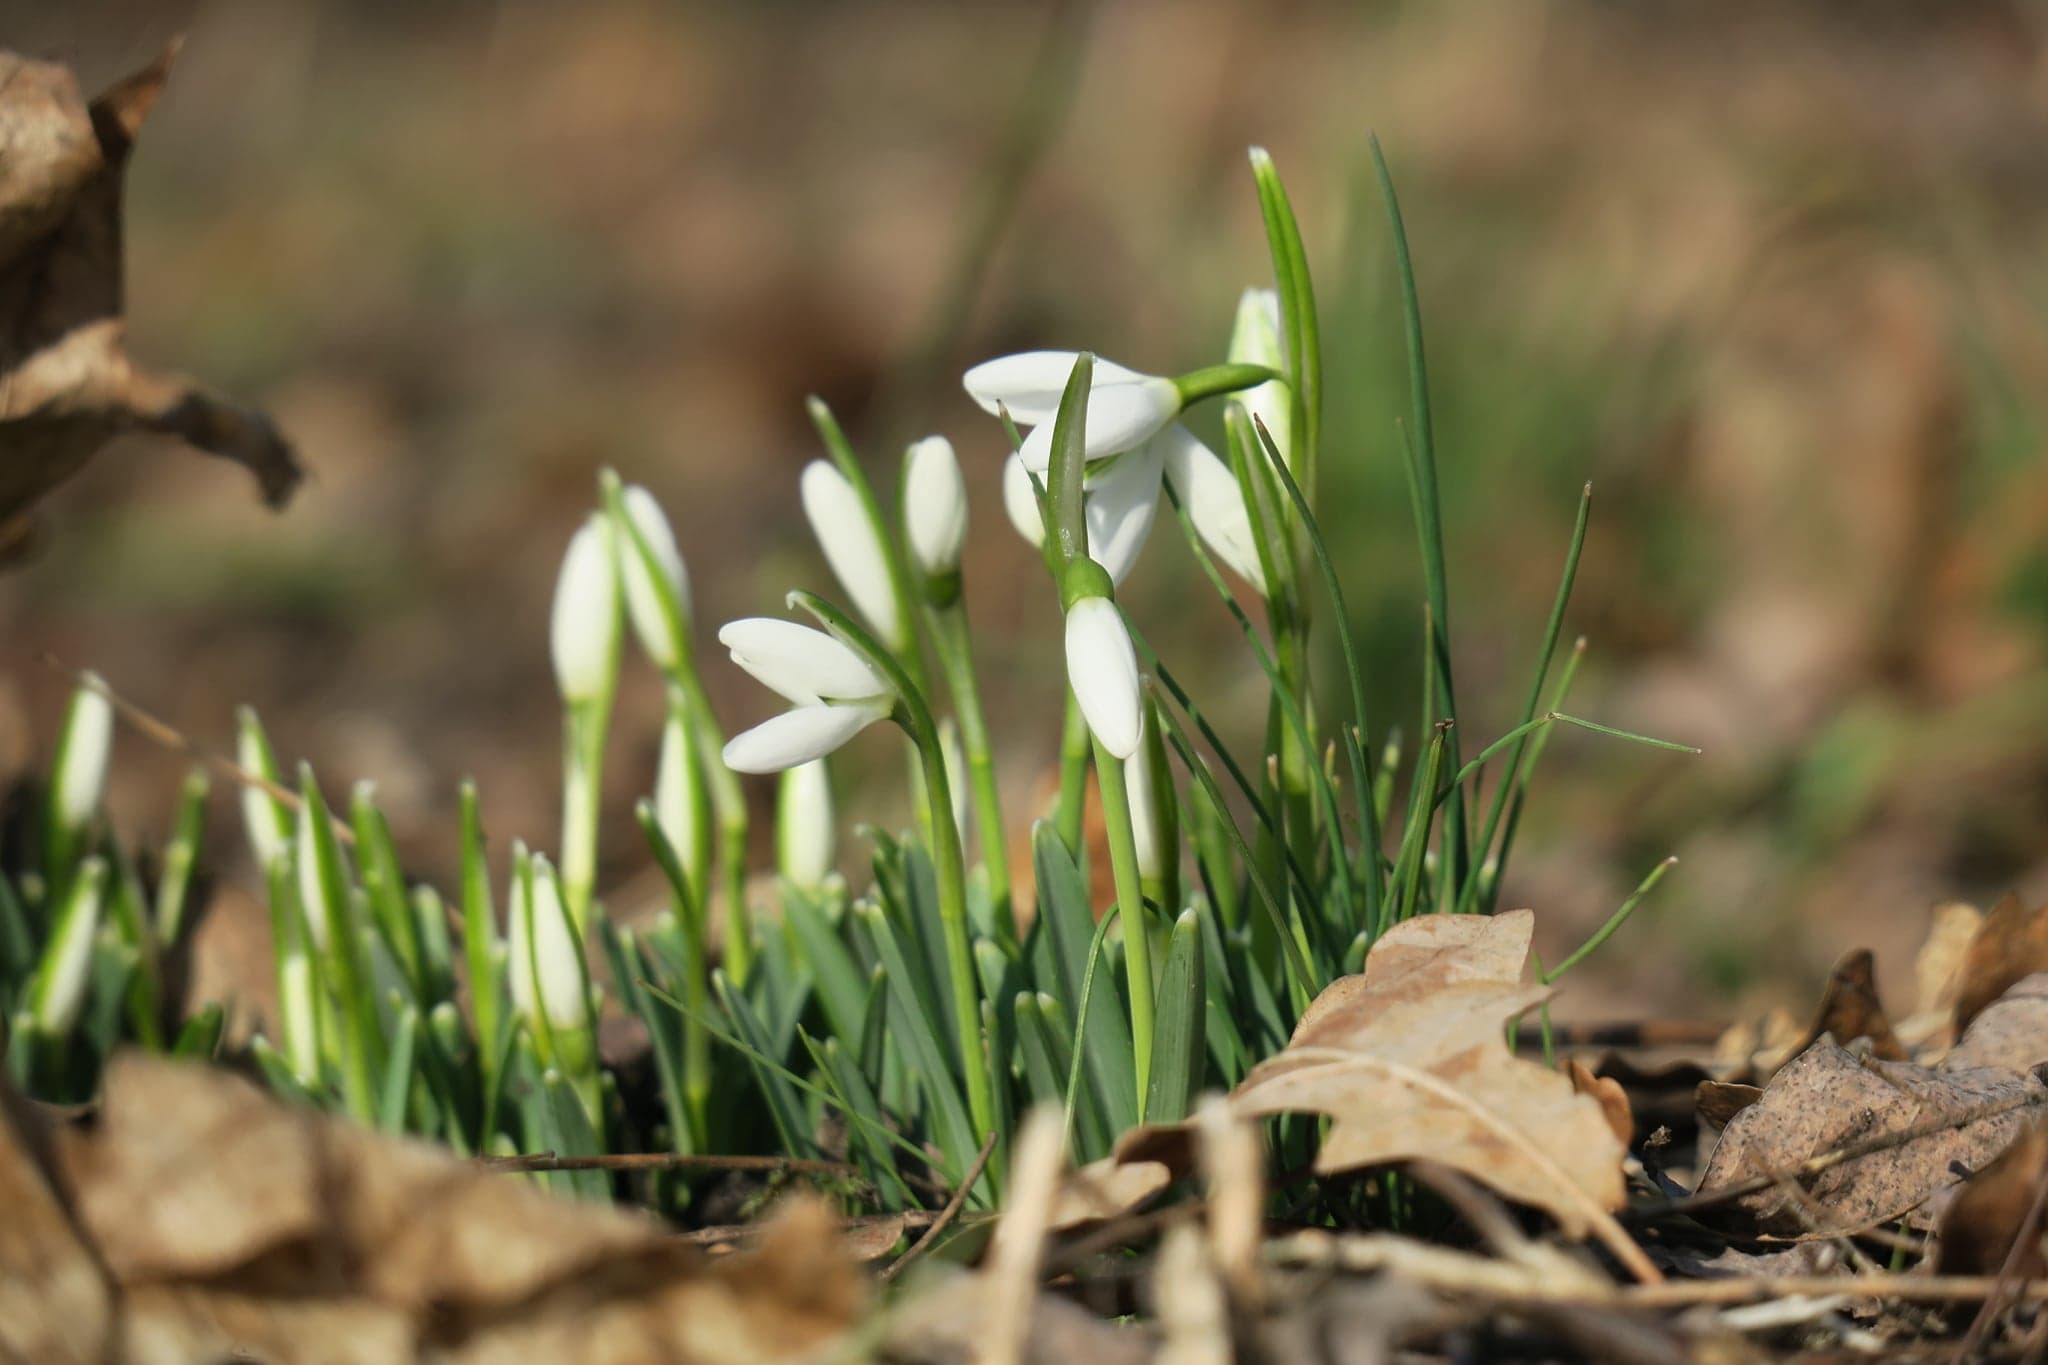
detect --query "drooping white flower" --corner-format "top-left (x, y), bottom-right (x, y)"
top-left (776, 758), bottom-right (835, 890)
top-left (1064, 595), bottom-right (1143, 760)
top-left (1160, 424), bottom-right (1268, 593)
top-left (999, 444), bottom-right (1165, 587)
top-left (964, 351), bottom-right (1181, 474)
top-left (1229, 287), bottom-right (1291, 467)
top-left (720, 618), bottom-right (895, 773)
top-left (902, 436), bottom-right (968, 578)
top-left (617, 484), bottom-right (691, 672)
top-left (550, 514), bottom-right (621, 706)
top-left (31, 855), bottom-right (105, 1035)
top-left (52, 678), bottom-right (113, 831)
top-left (800, 461), bottom-right (904, 649)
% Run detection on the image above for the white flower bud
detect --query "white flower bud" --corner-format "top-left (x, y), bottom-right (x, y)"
top-left (550, 514), bottom-right (621, 706)
top-left (1229, 288), bottom-right (1291, 468)
top-left (1064, 595), bottom-right (1143, 760)
top-left (776, 759), bottom-right (835, 890)
top-left (52, 678), bottom-right (113, 831)
top-left (618, 484), bottom-right (691, 673)
top-left (1124, 704), bottom-right (1166, 882)
top-left (236, 708), bottom-right (291, 872)
top-left (655, 707), bottom-right (707, 886)
top-left (800, 461), bottom-right (904, 648)
top-left (32, 856), bottom-right (105, 1036)
top-left (902, 436), bottom-right (968, 577)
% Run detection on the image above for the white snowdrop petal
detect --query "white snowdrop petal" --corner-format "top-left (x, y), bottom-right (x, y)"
top-left (1083, 440), bottom-right (1168, 586)
top-left (1124, 709), bottom-right (1165, 882)
top-left (1001, 453), bottom-right (1047, 549)
top-left (903, 436), bottom-right (968, 576)
top-left (800, 461), bottom-right (903, 648)
top-left (1017, 377), bottom-right (1182, 474)
top-left (1064, 597), bottom-right (1143, 760)
top-left (962, 351), bottom-right (1146, 424)
top-left (723, 702), bottom-right (886, 774)
top-left (718, 618), bottom-right (888, 706)
top-left (1160, 424), bottom-right (1268, 593)
top-left (550, 515), bottom-right (621, 705)
top-left (619, 485), bottom-right (690, 670)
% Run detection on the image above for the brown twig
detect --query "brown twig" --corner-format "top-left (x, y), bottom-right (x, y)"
top-left (479, 1150), bottom-right (858, 1177)
top-left (679, 1209), bottom-right (954, 1250)
top-left (882, 1130), bottom-right (998, 1283)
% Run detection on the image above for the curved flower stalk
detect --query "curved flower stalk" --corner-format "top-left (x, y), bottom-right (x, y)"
top-left (551, 513), bottom-right (622, 931)
top-left (719, 618), bottom-right (897, 773)
top-left (603, 470), bottom-right (754, 985)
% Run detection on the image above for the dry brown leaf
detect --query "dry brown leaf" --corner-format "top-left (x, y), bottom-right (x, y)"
top-left (1229, 911), bottom-right (1625, 1236)
top-left (1798, 949), bottom-right (1906, 1060)
top-left (3, 1053), bottom-right (862, 1362)
top-left (1896, 901), bottom-right (1983, 1051)
top-left (1945, 973), bottom-right (2048, 1075)
top-left (0, 44), bottom-right (300, 545)
top-left (1566, 1058), bottom-right (1635, 1146)
top-left (1955, 893), bottom-right (2048, 1032)
top-left (1711, 1005), bottom-right (1806, 1083)
top-left (1047, 1154), bottom-right (1173, 1232)
top-left (1693, 1036), bottom-right (2048, 1238)
top-left (1696, 1081), bottom-right (1763, 1130)
top-left (1937, 1120), bottom-right (2048, 1278)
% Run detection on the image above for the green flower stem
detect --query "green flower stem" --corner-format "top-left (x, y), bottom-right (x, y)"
top-left (790, 590), bottom-right (995, 1147)
top-left (1054, 693), bottom-right (1090, 856)
top-left (674, 668), bottom-right (753, 986)
top-left (1089, 736), bottom-right (1155, 1119)
top-left (927, 600), bottom-right (1012, 940)
top-left (560, 699), bottom-right (607, 935)
top-left (641, 805), bottom-right (715, 1153)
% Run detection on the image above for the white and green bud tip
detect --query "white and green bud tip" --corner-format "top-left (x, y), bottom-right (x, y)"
top-left (550, 513), bottom-right (621, 707)
top-left (719, 618), bottom-right (895, 773)
top-left (800, 460), bottom-right (904, 650)
top-left (29, 855), bottom-right (106, 1036)
top-left (1063, 589), bottom-right (1143, 761)
top-left (654, 703), bottom-right (710, 892)
top-left (235, 707), bottom-right (292, 872)
top-left (614, 481), bottom-right (692, 674)
top-left (1228, 286), bottom-right (1291, 468)
top-left (50, 676), bottom-right (114, 836)
top-left (508, 847), bottom-right (590, 1034)
top-left (775, 758), bottom-right (835, 891)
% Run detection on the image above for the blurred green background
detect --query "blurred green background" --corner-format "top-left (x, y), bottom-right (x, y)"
top-left (4, 0), bottom-right (2047, 1025)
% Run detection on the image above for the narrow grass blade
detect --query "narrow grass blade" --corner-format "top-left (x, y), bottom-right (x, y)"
top-left (377, 1004), bottom-right (419, 1134)
top-left (153, 769), bottom-right (208, 943)
top-left (1143, 908), bottom-right (1206, 1124)
top-left (171, 1001), bottom-right (226, 1060)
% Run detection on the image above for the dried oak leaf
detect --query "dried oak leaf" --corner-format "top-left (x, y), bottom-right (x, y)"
top-left (1896, 901), bottom-right (1983, 1052)
top-left (1937, 1119), bottom-right (2048, 1278)
top-left (1955, 893), bottom-right (2048, 1033)
top-left (1130, 911), bottom-right (1626, 1236)
top-left (0, 43), bottom-right (300, 545)
top-left (1693, 992), bottom-right (2048, 1240)
top-left (10, 1053), bottom-right (861, 1363)
top-left (1566, 1058), bottom-right (1634, 1147)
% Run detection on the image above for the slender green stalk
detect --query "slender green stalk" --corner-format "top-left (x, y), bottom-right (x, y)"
top-left (673, 669), bottom-right (752, 985)
top-left (559, 700), bottom-right (607, 934)
top-left (1486, 639), bottom-right (1585, 912)
top-left (637, 803), bottom-right (713, 1151)
top-left (927, 601), bottom-right (1011, 939)
top-left (790, 590), bottom-right (995, 1146)
top-left (153, 769), bottom-right (208, 942)
top-left (1542, 856), bottom-right (1680, 985)
top-left (1091, 735), bottom-right (1155, 1116)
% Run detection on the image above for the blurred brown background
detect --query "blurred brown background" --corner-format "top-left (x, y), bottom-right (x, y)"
top-left (4, 0), bottom-right (2048, 1024)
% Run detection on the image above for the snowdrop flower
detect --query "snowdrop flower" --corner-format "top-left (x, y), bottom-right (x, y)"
top-left (616, 483), bottom-right (691, 673)
top-left (1160, 425), bottom-right (1268, 593)
top-left (776, 758), bottom-right (835, 890)
top-left (902, 435), bottom-right (968, 579)
top-left (51, 677), bottom-right (113, 832)
top-left (720, 618), bottom-right (895, 773)
top-left (1123, 701), bottom-right (1169, 884)
top-left (654, 706), bottom-right (708, 889)
top-left (1064, 595), bottom-right (1143, 759)
top-left (1000, 443), bottom-right (1166, 587)
top-left (801, 461), bottom-right (905, 649)
top-left (31, 856), bottom-right (105, 1035)
top-left (1229, 288), bottom-right (1291, 468)
top-left (508, 847), bottom-right (590, 1033)
top-left (550, 514), bottom-right (621, 706)
top-left (964, 351), bottom-right (1181, 474)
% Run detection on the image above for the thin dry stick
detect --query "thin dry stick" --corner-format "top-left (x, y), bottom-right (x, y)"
top-left (882, 1130), bottom-right (998, 1284)
top-left (1628, 1088), bottom-right (2048, 1221)
top-left (679, 1210), bottom-right (947, 1249)
top-left (479, 1150), bottom-right (857, 1177)
top-left (985, 1110), bottom-right (1066, 1365)
top-left (1282, 1046), bottom-right (1663, 1285)
top-left (1265, 1232), bottom-right (2048, 1309)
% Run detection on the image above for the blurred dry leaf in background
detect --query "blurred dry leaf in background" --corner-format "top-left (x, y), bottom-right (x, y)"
top-left (0, 1054), bottom-right (861, 1363)
top-left (0, 41), bottom-right (299, 560)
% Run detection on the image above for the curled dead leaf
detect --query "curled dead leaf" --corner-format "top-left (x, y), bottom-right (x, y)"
top-left (1937, 1121), bottom-right (2048, 1278)
top-left (1566, 1058), bottom-right (1635, 1147)
top-left (1955, 893), bottom-right (2048, 1033)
